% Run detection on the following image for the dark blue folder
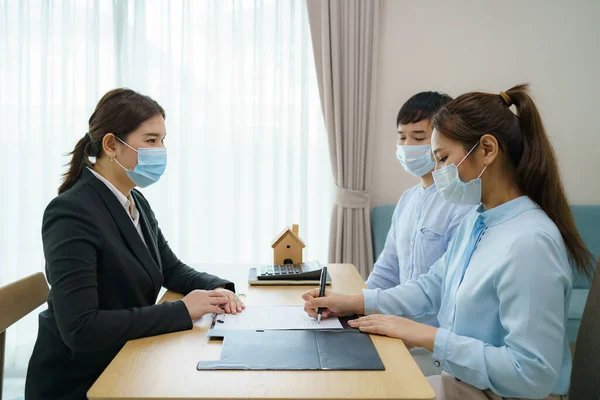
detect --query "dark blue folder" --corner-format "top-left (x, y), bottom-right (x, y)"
top-left (197, 329), bottom-right (385, 371)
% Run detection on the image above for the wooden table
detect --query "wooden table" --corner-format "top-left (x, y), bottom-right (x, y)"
top-left (88, 264), bottom-right (435, 400)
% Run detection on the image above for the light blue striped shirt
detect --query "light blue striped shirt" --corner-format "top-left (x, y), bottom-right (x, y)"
top-left (367, 184), bottom-right (473, 289)
top-left (363, 196), bottom-right (572, 398)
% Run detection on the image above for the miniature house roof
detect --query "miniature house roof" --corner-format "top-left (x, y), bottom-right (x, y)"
top-left (271, 225), bottom-right (306, 248)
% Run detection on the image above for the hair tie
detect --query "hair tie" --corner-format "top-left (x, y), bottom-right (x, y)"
top-left (499, 91), bottom-right (512, 107)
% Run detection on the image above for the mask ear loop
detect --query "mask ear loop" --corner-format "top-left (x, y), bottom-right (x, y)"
top-left (112, 156), bottom-right (130, 172)
top-left (477, 164), bottom-right (488, 178)
top-left (457, 141), bottom-right (480, 168)
top-left (115, 136), bottom-right (139, 153)
top-left (113, 136), bottom-right (138, 172)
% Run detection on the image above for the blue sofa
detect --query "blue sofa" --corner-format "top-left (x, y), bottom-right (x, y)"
top-left (371, 204), bottom-right (600, 343)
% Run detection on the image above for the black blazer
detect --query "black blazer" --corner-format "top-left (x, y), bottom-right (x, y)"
top-left (25, 168), bottom-right (234, 400)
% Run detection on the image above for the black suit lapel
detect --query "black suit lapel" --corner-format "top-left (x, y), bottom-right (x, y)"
top-left (85, 169), bottom-right (162, 293)
top-left (137, 204), bottom-right (161, 269)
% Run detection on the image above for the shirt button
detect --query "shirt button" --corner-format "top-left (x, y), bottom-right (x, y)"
top-left (434, 361), bottom-right (440, 367)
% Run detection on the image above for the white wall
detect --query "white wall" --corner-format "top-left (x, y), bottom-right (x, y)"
top-left (371, 0), bottom-right (600, 207)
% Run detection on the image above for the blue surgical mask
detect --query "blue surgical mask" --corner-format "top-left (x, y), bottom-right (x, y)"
top-left (432, 142), bottom-right (487, 205)
top-left (395, 144), bottom-right (435, 177)
top-left (113, 137), bottom-right (167, 188)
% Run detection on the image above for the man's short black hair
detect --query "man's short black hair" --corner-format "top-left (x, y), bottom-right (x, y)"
top-left (396, 91), bottom-right (452, 127)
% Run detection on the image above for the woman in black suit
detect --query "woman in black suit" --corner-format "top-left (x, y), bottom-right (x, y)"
top-left (25, 88), bottom-right (244, 399)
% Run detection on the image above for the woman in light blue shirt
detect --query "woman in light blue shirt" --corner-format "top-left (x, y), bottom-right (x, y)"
top-left (303, 84), bottom-right (594, 399)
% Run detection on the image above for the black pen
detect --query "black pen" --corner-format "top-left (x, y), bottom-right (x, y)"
top-left (317, 266), bottom-right (328, 323)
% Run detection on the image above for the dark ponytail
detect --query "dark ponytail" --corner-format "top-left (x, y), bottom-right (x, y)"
top-left (58, 88), bottom-right (165, 194)
top-left (433, 84), bottom-right (594, 277)
top-left (506, 85), bottom-right (594, 278)
top-left (58, 134), bottom-right (92, 194)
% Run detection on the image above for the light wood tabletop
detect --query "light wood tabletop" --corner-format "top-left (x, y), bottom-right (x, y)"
top-left (87, 263), bottom-right (435, 400)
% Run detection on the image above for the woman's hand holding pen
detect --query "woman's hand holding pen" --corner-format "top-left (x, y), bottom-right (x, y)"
top-left (302, 288), bottom-right (364, 319)
top-left (301, 289), bottom-right (436, 350)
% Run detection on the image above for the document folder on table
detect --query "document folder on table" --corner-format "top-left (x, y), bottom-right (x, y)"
top-left (208, 305), bottom-right (343, 336)
top-left (197, 330), bottom-right (385, 371)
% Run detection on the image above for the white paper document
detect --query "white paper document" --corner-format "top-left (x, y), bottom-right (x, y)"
top-left (212, 305), bottom-right (343, 330)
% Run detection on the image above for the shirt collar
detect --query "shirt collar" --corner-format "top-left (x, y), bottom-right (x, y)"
top-left (421, 182), bottom-right (437, 193)
top-left (476, 196), bottom-right (539, 227)
top-left (87, 167), bottom-right (137, 217)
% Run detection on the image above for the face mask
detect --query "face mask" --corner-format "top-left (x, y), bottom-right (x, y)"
top-left (113, 137), bottom-right (167, 188)
top-left (395, 144), bottom-right (436, 177)
top-left (432, 142), bottom-right (487, 205)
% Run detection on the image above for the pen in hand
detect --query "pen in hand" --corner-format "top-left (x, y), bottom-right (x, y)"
top-left (317, 266), bottom-right (328, 323)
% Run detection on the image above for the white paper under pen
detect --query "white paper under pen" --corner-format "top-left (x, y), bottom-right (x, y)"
top-left (213, 305), bottom-right (343, 330)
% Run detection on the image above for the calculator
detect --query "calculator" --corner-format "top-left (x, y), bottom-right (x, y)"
top-left (247, 260), bottom-right (332, 286)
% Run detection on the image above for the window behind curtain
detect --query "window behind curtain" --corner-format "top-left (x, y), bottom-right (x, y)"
top-left (0, 0), bottom-right (332, 390)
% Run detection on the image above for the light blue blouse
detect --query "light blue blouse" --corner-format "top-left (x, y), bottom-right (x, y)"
top-left (363, 196), bottom-right (572, 398)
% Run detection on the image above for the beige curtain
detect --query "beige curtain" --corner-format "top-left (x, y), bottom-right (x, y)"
top-left (306, 0), bottom-right (380, 278)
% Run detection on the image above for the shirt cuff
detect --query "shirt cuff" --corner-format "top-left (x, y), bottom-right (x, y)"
top-left (209, 280), bottom-right (236, 293)
top-left (170, 300), bottom-right (194, 330)
top-left (362, 288), bottom-right (380, 315)
top-left (433, 327), bottom-right (451, 369)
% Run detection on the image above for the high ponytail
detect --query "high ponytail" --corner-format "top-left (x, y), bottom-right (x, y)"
top-left (56, 88), bottom-right (166, 195)
top-left (433, 84), bottom-right (595, 278)
top-left (505, 84), bottom-right (594, 278)
top-left (58, 134), bottom-right (92, 194)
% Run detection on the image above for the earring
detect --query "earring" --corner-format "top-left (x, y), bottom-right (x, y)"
top-left (110, 156), bottom-right (114, 162)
